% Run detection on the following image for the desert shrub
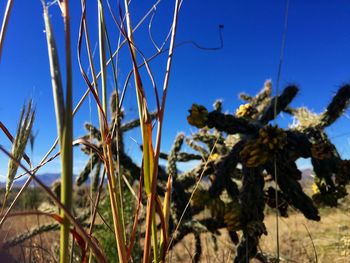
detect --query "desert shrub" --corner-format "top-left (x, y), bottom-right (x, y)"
top-left (96, 187), bottom-right (142, 262)
top-left (18, 187), bottom-right (43, 210)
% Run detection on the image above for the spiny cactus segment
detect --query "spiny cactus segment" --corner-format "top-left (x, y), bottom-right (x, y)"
top-left (186, 82), bottom-right (350, 262)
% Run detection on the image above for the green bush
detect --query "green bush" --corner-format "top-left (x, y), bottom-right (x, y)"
top-left (18, 187), bottom-right (43, 210)
top-left (96, 186), bottom-right (141, 262)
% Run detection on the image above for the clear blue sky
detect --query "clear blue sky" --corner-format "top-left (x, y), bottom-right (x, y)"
top-left (0, 1), bottom-right (350, 180)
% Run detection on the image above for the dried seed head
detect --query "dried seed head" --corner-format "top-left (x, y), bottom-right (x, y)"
top-left (6, 101), bottom-right (35, 197)
top-left (257, 125), bottom-right (287, 151)
top-left (240, 141), bottom-right (268, 168)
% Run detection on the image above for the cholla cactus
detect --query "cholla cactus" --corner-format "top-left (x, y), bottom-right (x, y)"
top-left (185, 82), bottom-right (350, 262)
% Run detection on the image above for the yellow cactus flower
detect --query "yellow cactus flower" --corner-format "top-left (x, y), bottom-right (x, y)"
top-left (208, 153), bottom-right (220, 162)
top-left (312, 183), bottom-right (320, 194)
top-left (235, 103), bottom-right (257, 118)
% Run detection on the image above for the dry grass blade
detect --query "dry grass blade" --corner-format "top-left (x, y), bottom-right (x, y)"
top-left (118, 0), bottom-right (182, 261)
top-left (5, 100), bottom-right (35, 198)
top-left (126, 173), bottom-right (143, 261)
top-left (98, 1), bottom-right (128, 262)
top-left (0, 0), bottom-right (14, 60)
top-left (77, 0), bottom-right (108, 129)
top-left (303, 223), bottom-right (318, 263)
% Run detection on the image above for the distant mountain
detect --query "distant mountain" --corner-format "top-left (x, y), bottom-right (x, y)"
top-left (302, 168), bottom-right (314, 178)
top-left (300, 168), bottom-right (314, 188)
top-left (0, 168), bottom-right (315, 189)
top-left (0, 173), bottom-right (81, 188)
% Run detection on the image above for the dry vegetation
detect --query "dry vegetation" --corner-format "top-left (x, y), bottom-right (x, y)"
top-left (1, 1), bottom-right (350, 263)
top-left (1, 186), bottom-right (350, 262)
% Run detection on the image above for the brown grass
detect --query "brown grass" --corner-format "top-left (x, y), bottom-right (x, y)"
top-left (0, 213), bottom-right (57, 262)
top-left (1, 190), bottom-right (350, 262)
top-left (169, 186), bottom-right (350, 263)
top-left (258, 207), bottom-right (350, 263)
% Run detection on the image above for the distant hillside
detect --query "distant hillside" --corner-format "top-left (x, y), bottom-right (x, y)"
top-left (300, 168), bottom-right (314, 188)
top-left (0, 173), bottom-right (82, 188)
top-left (0, 168), bottom-right (314, 189)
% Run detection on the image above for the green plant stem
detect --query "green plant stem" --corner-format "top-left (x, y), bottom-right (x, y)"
top-left (42, 2), bottom-right (72, 261)
top-left (60, 1), bottom-right (73, 263)
top-left (151, 206), bottom-right (159, 261)
top-left (151, 0), bottom-right (181, 261)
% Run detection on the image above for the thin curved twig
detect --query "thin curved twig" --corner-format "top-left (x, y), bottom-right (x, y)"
top-left (0, 0), bottom-right (14, 60)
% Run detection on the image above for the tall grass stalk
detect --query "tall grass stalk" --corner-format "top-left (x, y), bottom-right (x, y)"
top-left (78, 0), bottom-right (128, 261)
top-left (43, 2), bottom-right (73, 262)
top-left (160, 175), bottom-right (172, 257)
top-left (122, 0), bottom-right (158, 261)
top-left (105, 24), bottom-right (127, 244)
top-left (2, 1), bottom-right (181, 262)
top-left (98, 0), bottom-right (128, 260)
top-left (123, 0), bottom-right (181, 262)
top-left (60, 1), bottom-right (73, 262)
